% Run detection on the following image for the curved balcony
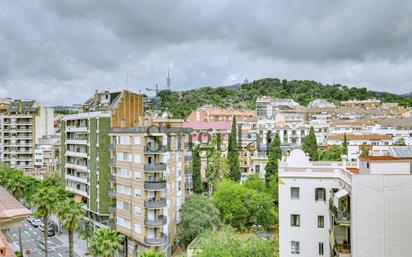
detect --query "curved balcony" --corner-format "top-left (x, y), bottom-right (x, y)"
top-left (144, 163), bottom-right (167, 172)
top-left (144, 181), bottom-right (167, 190)
top-left (144, 234), bottom-right (167, 246)
top-left (144, 215), bottom-right (167, 227)
top-left (144, 145), bottom-right (167, 153)
top-left (144, 198), bottom-right (167, 209)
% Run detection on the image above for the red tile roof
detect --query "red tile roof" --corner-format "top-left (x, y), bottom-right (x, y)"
top-left (183, 121), bottom-right (232, 130)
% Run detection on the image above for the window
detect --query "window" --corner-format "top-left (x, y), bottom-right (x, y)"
top-left (291, 214), bottom-right (300, 227)
top-left (116, 217), bottom-right (131, 229)
top-left (134, 189), bottom-right (141, 198)
top-left (134, 154), bottom-right (141, 164)
top-left (134, 207), bottom-right (141, 216)
top-left (318, 216), bottom-right (324, 228)
top-left (319, 242), bottom-right (324, 255)
top-left (315, 188), bottom-right (326, 201)
top-left (116, 200), bottom-right (131, 212)
top-left (134, 136), bottom-right (141, 145)
top-left (291, 241), bottom-right (300, 254)
top-left (116, 185), bottom-right (131, 195)
top-left (134, 172), bottom-right (141, 181)
top-left (135, 224), bottom-right (141, 233)
top-left (116, 168), bottom-right (131, 178)
top-left (291, 187), bottom-right (300, 200)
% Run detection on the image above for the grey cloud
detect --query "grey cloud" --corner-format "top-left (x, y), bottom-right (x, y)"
top-left (0, 0), bottom-right (412, 106)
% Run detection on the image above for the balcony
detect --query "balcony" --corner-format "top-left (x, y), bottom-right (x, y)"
top-left (144, 215), bottom-right (167, 227)
top-left (108, 190), bottom-right (116, 198)
top-left (144, 145), bottom-right (167, 153)
top-left (184, 155), bottom-right (192, 161)
top-left (334, 243), bottom-right (351, 257)
top-left (66, 126), bottom-right (88, 133)
top-left (144, 163), bottom-right (167, 172)
top-left (330, 202), bottom-right (350, 224)
top-left (65, 175), bottom-right (88, 184)
top-left (108, 144), bottom-right (115, 150)
top-left (66, 151), bottom-right (88, 158)
top-left (66, 139), bottom-right (88, 145)
top-left (65, 163), bottom-right (88, 172)
top-left (144, 198), bottom-right (167, 208)
top-left (109, 159), bottom-right (116, 167)
top-left (108, 207), bottom-right (116, 213)
top-left (185, 181), bottom-right (193, 188)
top-left (144, 181), bottom-right (167, 190)
top-left (109, 175), bottom-right (116, 183)
top-left (144, 234), bottom-right (167, 246)
top-left (185, 168), bottom-right (192, 175)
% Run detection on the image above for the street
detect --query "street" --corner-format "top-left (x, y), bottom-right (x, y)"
top-left (8, 220), bottom-right (86, 257)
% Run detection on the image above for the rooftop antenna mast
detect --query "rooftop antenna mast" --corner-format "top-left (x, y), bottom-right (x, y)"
top-left (167, 66), bottom-right (171, 90)
top-left (146, 83), bottom-right (160, 115)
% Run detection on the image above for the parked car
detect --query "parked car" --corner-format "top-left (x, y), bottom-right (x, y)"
top-left (38, 224), bottom-right (55, 237)
top-left (38, 240), bottom-right (55, 252)
top-left (32, 219), bottom-right (43, 227)
top-left (26, 216), bottom-right (36, 224)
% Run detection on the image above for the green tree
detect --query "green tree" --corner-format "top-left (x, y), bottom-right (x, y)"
top-left (89, 228), bottom-right (124, 257)
top-left (244, 174), bottom-right (265, 193)
top-left (78, 220), bottom-right (94, 253)
top-left (138, 249), bottom-right (164, 257)
top-left (212, 180), bottom-right (249, 229)
top-left (32, 187), bottom-right (60, 257)
top-left (302, 127), bottom-right (318, 161)
top-left (205, 134), bottom-right (229, 193)
top-left (318, 145), bottom-right (344, 161)
top-left (265, 133), bottom-right (281, 185)
top-left (227, 116), bottom-right (240, 182)
top-left (191, 227), bottom-right (278, 257)
top-left (57, 199), bottom-right (85, 257)
top-left (247, 191), bottom-right (276, 229)
top-left (192, 145), bottom-right (203, 193)
top-left (342, 133), bottom-right (348, 155)
top-left (393, 138), bottom-right (407, 146)
top-left (178, 194), bottom-right (220, 248)
top-left (360, 145), bottom-right (370, 157)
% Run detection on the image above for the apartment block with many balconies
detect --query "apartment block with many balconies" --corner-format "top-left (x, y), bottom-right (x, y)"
top-left (60, 90), bottom-right (143, 227)
top-left (0, 100), bottom-right (54, 171)
top-left (108, 117), bottom-right (191, 257)
top-left (279, 146), bottom-right (412, 257)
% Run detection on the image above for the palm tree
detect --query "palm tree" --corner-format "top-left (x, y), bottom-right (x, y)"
top-left (6, 173), bottom-right (27, 199)
top-left (138, 249), bottom-right (164, 257)
top-left (78, 219), bottom-right (94, 253)
top-left (57, 199), bottom-right (84, 257)
top-left (32, 187), bottom-right (60, 257)
top-left (89, 227), bottom-right (124, 257)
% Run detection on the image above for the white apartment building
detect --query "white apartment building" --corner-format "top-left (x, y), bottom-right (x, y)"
top-left (0, 100), bottom-right (54, 171)
top-left (279, 146), bottom-right (412, 257)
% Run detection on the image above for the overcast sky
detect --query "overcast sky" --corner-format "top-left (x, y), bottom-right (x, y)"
top-left (1, 0), bottom-right (412, 105)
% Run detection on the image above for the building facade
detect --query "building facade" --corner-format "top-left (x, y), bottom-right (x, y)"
top-left (279, 147), bottom-right (412, 257)
top-left (108, 117), bottom-right (191, 257)
top-left (60, 90), bottom-right (144, 227)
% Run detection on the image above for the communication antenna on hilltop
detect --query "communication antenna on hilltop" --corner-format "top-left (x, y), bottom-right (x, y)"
top-left (146, 83), bottom-right (160, 115)
top-left (167, 66), bottom-right (171, 90)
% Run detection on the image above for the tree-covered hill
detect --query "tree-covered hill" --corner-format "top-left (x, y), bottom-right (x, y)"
top-left (149, 78), bottom-right (412, 119)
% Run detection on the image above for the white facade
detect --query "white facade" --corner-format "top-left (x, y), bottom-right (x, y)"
top-left (279, 147), bottom-right (412, 257)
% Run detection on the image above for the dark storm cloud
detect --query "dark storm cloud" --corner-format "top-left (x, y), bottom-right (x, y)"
top-left (1, 0), bottom-right (412, 105)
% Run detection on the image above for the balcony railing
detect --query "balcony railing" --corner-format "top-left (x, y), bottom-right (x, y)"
top-left (144, 198), bottom-right (167, 208)
top-left (109, 175), bottom-right (116, 183)
top-left (334, 243), bottom-right (351, 255)
top-left (109, 159), bottom-right (116, 167)
top-left (144, 181), bottom-right (167, 190)
top-left (185, 168), bottom-right (193, 175)
top-left (108, 191), bottom-right (116, 198)
top-left (330, 202), bottom-right (350, 223)
top-left (144, 215), bottom-right (167, 227)
top-left (184, 155), bottom-right (192, 161)
top-left (144, 163), bottom-right (167, 172)
top-left (144, 234), bottom-right (167, 246)
top-left (185, 181), bottom-right (193, 188)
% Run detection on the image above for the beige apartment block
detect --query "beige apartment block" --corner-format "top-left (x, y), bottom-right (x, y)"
top-left (0, 100), bottom-right (54, 171)
top-left (109, 117), bottom-right (192, 257)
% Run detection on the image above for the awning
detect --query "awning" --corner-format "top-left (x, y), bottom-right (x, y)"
top-left (335, 188), bottom-right (349, 199)
top-left (333, 188), bottom-right (349, 208)
top-left (74, 194), bottom-right (84, 203)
